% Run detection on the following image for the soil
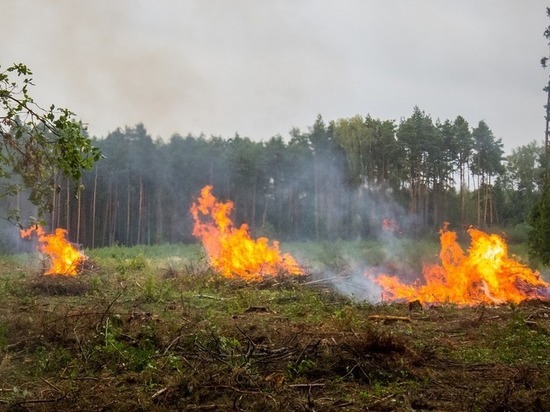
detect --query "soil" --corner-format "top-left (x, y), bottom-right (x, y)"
top-left (1, 274), bottom-right (549, 411)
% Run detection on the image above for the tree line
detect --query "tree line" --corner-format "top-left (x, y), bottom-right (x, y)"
top-left (12, 107), bottom-right (545, 248)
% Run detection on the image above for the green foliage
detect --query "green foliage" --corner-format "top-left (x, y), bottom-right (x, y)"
top-left (287, 359), bottom-right (318, 377)
top-left (471, 120), bottom-right (505, 178)
top-left (505, 223), bottom-right (531, 244)
top-left (49, 108), bottom-right (539, 249)
top-left (31, 346), bottom-right (74, 376)
top-left (495, 313), bottom-right (550, 365)
top-left (92, 316), bottom-right (157, 373)
top-left (528, 180), bottom-right (550, 265)
top-left (115, 254), bottom-right (148, 274)
top-left (0, 63), bottom-right (101, 223)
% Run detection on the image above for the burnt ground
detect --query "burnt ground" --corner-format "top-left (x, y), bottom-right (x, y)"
top-left (0, 266), bottom-right (549, 412)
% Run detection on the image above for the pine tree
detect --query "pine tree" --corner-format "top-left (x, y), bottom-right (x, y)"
top-left (528, 7), bottom-right (550, 265)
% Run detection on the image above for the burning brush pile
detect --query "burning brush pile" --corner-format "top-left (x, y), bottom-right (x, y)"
top-left (189, 186), bottom-right (549, 306)
top-left (372, 223), bottom-right (550, 306)
top-left (20, 225), bottom-right (89, 295)
top-left (190, 185), bottom-right (304, 282)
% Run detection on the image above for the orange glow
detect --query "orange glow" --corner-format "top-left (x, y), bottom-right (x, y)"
top-left (190, 185), bottom-right (303, 281)
top-left (21, 226), bottom-right (85, 275)
top-left (382, 218), bottom-right (399, 234)
top-left (373, 224), bottom-right (549, 305)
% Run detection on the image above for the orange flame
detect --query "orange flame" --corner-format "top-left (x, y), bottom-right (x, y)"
top-left (190, 185), bottom-right (303, 281)
top-left (373, 224), bottom-right (549, 305)
top-left (20, 226), bottom-right (85, 276)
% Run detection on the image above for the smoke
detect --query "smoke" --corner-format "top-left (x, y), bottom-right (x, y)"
top-left (307, 206), bottom-right (422, 303)
top-left (271, 147), bottom-right (427, 303)
top-left (0, 192), bottom-right (37, 254)
top-left (0, 220), bottom-right (29, 253)
top-left (3, 1), bottom-right (545, 150)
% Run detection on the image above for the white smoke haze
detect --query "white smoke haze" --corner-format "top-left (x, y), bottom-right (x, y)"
top-left (284, 162), bottom-right (427, 303)
top-left (0, 220), bottom-right (29, 254)
top-left (315, 232), bottom-right (417, 304)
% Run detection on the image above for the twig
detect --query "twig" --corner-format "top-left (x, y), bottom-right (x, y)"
top-left (251, 347), bottom-right (297, 363)
top-left (194, 339), bottom-right (230, 365)
top-left (6, 340), bottom-right (26, 351)
top-left (12, 393), bottom-right (67, 405)
top-left (369, 393), bottom-right (395, 406)
top-left (186, 405), bottom-right (219, 410)
top-left (194, 294), bottom-right (227, 301)
top-left (151, 387), bottom-right (168, 400)
top-left (208, 385), bottom-right (276, 401)
top-left (476, 305), bottom-right (486, 323)
top-left (179, 355), bottom-right (197, 371)
top-left (58, 376), bottom-right (99, 381)
top-left (288, 383), bottom-right (326, 388)
top-left (302, 274), bottom-right (350, 286)
top-left (294, 339), bottom-right (321, 365)
top-left (236, 325), bottom-right (256, 363)
top-left (341, 363), bottom-right (370, 383)
top-left (152, 335), bottom-right (182, 358)
top-left (41, 378), bottom-right (63, 394)
top-left (97, 291), bottom-right (123, 331)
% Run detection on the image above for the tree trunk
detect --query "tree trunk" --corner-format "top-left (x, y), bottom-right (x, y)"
top-left (137, 175), bottom-right (143, 245)
top-left (251, 176), bottom-right (257, 232)
top-left (92, 166), bottom-right (98, 248)
top-left (65, 177), bottom-right (70, 232)
top-left (111, 184), bottom-right (118, 246)
top-left (102, 191), bottom-right (110, 247)
top-left (460, 163), bottom-right (465, 224)
top-left (51, 175), bottom-right (58, 230)
top-left (76, 178), bottom-right (82, 244)
top-left (262, 193), bottom-right (268, 229)
top-left (155, 188), bottom-right (163, 243)
top-left (476, 174), bottom-right (481, 227)
top-left (314, 159), bottom-right (319, 240)
top-left (126, 179), bottom-right (131, 245)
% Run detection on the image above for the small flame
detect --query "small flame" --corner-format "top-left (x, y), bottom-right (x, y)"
top-left (373, 224), bottom-right (550, 305)
top-left (190, 185), bottom-right (303, 281)
top-left (382, 218), bottom-right (399, 234)
top-left (20, 226), bottom-right (85, 276)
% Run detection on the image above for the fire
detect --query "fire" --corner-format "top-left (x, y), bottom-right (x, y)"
top-left (373, 224), bottom-right (550, 305)
top-left (382, 218), bottom-right (399, 235)
top-left (190, 185), bottom-right (303, 281)
top-left (20, 226), bottom-right (85, 275)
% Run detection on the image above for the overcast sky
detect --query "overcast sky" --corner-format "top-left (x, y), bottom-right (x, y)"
top-left (2, 1), bottom-right (549, 153)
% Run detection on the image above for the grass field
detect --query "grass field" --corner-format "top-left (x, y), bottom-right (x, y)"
top-left (0, 240), bottom-right (549, 411)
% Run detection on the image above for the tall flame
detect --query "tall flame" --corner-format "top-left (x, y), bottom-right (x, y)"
top-left (190, 185), bottom-right (303, 281)
top-left (373, 224), bottom-right (549, 305)
top-left (20, 226), bottom-right (85, 276)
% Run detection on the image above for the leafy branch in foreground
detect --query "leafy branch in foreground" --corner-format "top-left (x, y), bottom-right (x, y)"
top-left (0, 63), bottom-right (102, 223)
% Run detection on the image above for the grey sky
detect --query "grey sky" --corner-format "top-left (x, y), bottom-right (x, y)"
top-left (2, 1), bottom-right (548, 153)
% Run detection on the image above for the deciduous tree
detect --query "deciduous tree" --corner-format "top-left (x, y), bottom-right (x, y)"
top-left (0, 63), bottom-right (101, 224)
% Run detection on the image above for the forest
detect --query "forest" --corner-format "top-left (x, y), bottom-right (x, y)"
top-left (8, 106), bottom-right (543, 250)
